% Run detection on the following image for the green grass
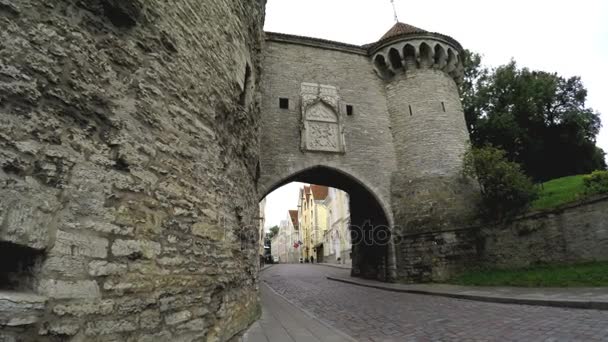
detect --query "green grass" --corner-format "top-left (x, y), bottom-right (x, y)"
top-left (449, 262), bottom-right (608, 287)
top-left (531, 175), bottom-right (586, 211)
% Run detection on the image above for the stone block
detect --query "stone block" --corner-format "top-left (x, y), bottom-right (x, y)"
top-left (177, 318), bottom-right (206, 332)
top-left (165, 310), bottom-right (192, 326)
top-left (88, 261), bottom-right (127, 276)
top-left (51, 230), bottom-right (109, 259)
top-left (139, 309), bottom-right (161, 330)
top-left (39, 320), bottom-right (81, 336)
top-left (52, 299), bottom-right (114, 317)
top-left (111, 239), bottom-right (161, 259)
top-left (85, 318), bottom-right (138, 336)
top-left (0, 175), bottom-right (59, 250)
top-left (38, 280), bottom-right (100, 299)
top-left (41, 255), bottom-right (88, 277)
top-left (0, 292), bottom-right (46, 327)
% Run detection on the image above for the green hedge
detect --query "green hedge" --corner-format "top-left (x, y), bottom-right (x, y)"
top-left (583, 170), bottom-right (608, 195)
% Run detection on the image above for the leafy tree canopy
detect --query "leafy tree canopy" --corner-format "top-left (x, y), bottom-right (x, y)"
top-left (463, 146), bottom-right (539, 221)
top-left (461, 51), bottom-right (606, 181)
top-left (267, 225), bottom-right (279, 239)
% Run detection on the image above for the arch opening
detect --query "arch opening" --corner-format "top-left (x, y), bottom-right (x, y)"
top-left (434, 44), bottom-right (446, 69)
top-left (373, 54), bottom-right (393, 79)
top-left (388, 48), bottom-right (403, 70)
top-left (260, 166), bottom-right (392, 281)
top-left (419, 43), bottom-right (432, 68)
top-left (403, 44), bottom-right (416, 70)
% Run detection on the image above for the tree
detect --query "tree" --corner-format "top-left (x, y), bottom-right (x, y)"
top-left (266, 225), bottom-right (279, 239)
top-left (460, 51), bottom-right (606, 181)
top-left (463, 146), bottom-right (539, 220)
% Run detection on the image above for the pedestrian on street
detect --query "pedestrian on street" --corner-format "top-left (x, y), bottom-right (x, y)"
top-left (310, 256), bottom-right (314, 263)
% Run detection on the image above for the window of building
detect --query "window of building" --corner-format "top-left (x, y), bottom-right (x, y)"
top-left (346, 105), bottom-right (354, 116)
top-left (279, 98), bottom-right (289, 109)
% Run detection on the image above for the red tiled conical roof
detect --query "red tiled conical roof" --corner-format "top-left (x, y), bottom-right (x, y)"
top-left (379, 22), bottom-right (427, 41)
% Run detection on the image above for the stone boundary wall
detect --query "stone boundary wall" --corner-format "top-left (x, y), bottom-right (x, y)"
top-left (480, 195), bottom-right (608, 268)
top-left (0, 0), bottom-right (265, 341)
top-left (394, 195), bottom-right (608, 282)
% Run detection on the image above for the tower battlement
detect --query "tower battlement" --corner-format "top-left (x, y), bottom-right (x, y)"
top-left (370, 23), bottom-right (465, 83)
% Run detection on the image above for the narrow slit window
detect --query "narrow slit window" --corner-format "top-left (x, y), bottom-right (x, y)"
top-left (346, 105), bottom-right (354, 116)
top-left (408, 105), bottom-right (413, 116)
top-left (441, 101), bottom-right (446, 112)
top-left (279, 98), bottom-right (289, 109)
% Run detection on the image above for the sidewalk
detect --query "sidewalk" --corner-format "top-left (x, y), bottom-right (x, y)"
top-left (242, 283), bottom-right (354, 342)
top-left (327, 276), bottom-right (608, 310)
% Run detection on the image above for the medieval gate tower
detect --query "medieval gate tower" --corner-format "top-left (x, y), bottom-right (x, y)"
top-left (260, 22), bottom-right (478, 282)
top-left (0, 1), bottom-right (481, 339)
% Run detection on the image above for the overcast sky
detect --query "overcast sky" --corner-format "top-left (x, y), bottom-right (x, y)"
top-left (263, 0), bottom-right (608, 229)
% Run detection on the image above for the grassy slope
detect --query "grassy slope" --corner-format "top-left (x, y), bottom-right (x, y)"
top-left (449, 262), bottom-right (608, 287)
top-left (453, 175), bottom-right (606, 287)
top-left (530, 175), bottom-right (586, 211)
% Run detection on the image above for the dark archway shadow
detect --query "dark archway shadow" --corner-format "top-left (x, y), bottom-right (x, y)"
top-left (261, 166), bottom-right (391, 281)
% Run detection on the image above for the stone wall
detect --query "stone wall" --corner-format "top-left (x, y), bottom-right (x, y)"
top-left (480, 196), bottom-right (608, 268)
top-left (0, 0), bottom-right (265, 341)
top-left (394, 196), bottom-right (608, 282)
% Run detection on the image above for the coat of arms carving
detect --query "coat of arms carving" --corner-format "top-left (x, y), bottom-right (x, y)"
top-left (300, 83), bottom-right (346, 153)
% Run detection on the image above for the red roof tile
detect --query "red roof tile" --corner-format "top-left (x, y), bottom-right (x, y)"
top-left (379, 22), bottom-right (427, 41)
top-left (288, 210), bottom-right (298, 229)
top-left (310, 185), bottom-right (329, 200)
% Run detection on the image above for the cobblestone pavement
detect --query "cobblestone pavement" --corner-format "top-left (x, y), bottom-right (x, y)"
top-left (262, 264), bottom-right (608, 341)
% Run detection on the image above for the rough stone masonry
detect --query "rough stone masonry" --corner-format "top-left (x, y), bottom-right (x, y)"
top-left (0, 0), bottom-right (266, 341)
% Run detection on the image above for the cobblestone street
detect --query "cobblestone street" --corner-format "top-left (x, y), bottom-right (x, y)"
top-left (262, 264), bottom-right (608, 341)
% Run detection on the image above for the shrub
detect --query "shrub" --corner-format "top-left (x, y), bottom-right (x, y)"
top-left (583, 170), bottom-right (608, 195)
top-left (463, 146), bottom-right (539, 220)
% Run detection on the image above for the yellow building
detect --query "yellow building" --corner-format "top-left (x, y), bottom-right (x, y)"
top-left (297, 185), bottom-right (329, 261)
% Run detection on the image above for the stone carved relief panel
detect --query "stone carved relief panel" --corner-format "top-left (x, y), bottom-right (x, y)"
top-left (300, 83), bottom-right (345, 153)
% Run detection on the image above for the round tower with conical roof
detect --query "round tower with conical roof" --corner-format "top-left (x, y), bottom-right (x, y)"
top-left (370, 22), bottom-right (479, 280)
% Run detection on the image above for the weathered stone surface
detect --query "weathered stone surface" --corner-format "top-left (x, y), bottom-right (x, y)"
top-left (38, 280), bottom-right (100, 299)
top-left (85, 317), bottom-right (138, 335)
top-left (88, 261), bottom-right (128, 276)
top-left (52, 299), bottom-right (114, 317)
top-left (111, 239), bottom-right (161, 259)
top-left (165, 310), bottom-right (192, 326)
top-left (0, 292), bottom-right (46, 327)
top-left (41, 255), bottom-right (88, 278)
top-left (51, 230), bottom-right (109, 259)
top-left (0, 175), bottom-right (60, 250)
top-left (39, 320), bottom-right (81, 336)
top-left (480, 196), bottom-right (608, 268)
top-left (139, 309), bottom-right (161, 330)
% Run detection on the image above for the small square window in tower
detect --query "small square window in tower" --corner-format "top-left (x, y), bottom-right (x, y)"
top-left (279, 98), bottom-right (289, 109)
top-left (346, 105), bottom-right (354, 116)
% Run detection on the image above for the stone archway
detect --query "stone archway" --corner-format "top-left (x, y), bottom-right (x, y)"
top-left (260, 165), bottom-right (397, 281)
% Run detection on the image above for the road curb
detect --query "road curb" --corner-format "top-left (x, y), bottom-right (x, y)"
top-left (326, 276), bottom-right (608, 311)
top-left (259, 264), bottom-right (274, 273)
top-left (315, 263), bottom-right (352, 270)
